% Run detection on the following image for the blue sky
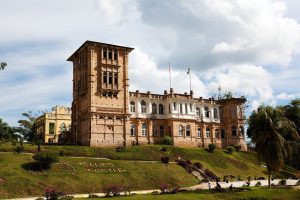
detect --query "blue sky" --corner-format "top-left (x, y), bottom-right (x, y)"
top-left (0, 0), bottom-right (300, 126)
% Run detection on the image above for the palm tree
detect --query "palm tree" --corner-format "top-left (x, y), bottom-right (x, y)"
top-left (0, 61), bottom-right (7, 70)
top-left (247, 106), bottom-right (299, 188)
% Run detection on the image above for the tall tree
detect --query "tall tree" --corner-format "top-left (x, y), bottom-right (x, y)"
top-left (16, 111), bottom-right (37, 142)
top-left (0, 118), bottom-right (13, 141)
top-left (0, 61), bottom-right (7, 70)
top-left (247, 106), bottom-right (299, 188)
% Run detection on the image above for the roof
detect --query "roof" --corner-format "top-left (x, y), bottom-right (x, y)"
top-left (67, 40), bottom-right (134, 61)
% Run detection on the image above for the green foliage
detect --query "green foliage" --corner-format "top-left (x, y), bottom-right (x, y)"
top-left (33, 152), bottom-right (59, 170)
top-left (208, 143), bottom-right (216, 152)
top-left (279, 179), bottom-right (286, 185)
top-left (233, 144), bottom-right (242, 151)
top-left (160, 146), bottom-right (169, 152)
top-left (162, 136), bottom-right (173, 145)
top-left (193, 162), bottom-right (203, 170)
top-left (226, 146), bottom-right (235, 154)
top-left (0, 118), bottom-right (14, 141)
top-left (44, 187), bottom-right (64, 200)
top-left (255, 181), bottom-right (261, 186)
top-left (15, 146), bottom-right (24, 153)
top-left (161, 156), bottom-right (169, 164)
top-left (115, 146), bottom-right (126, 152)
top-left (0, 62), bottom-right (7, 70)
top-left (102, 183), bottom-right (123, 197)
top-left (15, 111), bottom-right (38, 142)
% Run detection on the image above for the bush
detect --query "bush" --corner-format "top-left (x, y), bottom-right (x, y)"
top-left (279, 179), bottom-right (286, 185)
top-left (59, 150), bottom-right (64, 156)
top-left (115, 146), bottom-right (126, 152)
top-left (223, 175), bottom-right (229, 183)
top-left (161, 156), bottom-right (169, 164)
top-left (44, 187), bottom-right (64, 200)
top-left (15, 146), bottom-right (24, 153)
top-left (194, 162), bottom-right (203, 170)
top-left (208, 144), bottom-right (216, 152)
top-left (12, 140), bottom-right (17, 146)
top-left (204, 169), bottom-right (218, 180)
top-left (160, 146), bottom-right (168, 152)
top-left (233, 144), bottom-right (241, 151)
top-left (102, 184), bottom-right (123, 197)
top-left (255, 181), bottom-right (261, 186)
top-left (159, 183), bottom-right (178, 194)
top-left (33, 152), bottom-right (59, 170)
top-left (226, 146), bottom-right (235, 154)
top-left (162, 136), bottom-right (173, 145)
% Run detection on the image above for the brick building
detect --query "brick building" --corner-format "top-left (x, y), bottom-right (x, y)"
top-left (67, 41), bottom-right (247, 150)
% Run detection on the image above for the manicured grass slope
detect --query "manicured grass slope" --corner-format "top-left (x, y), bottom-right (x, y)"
top-left (0, 152), bottom-right (197, 198)
top-left (85, 188), bottom-right (300, 200)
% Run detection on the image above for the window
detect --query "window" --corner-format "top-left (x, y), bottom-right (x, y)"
top-left (60, 123), bottom-right (66, 132)
top-left (205, 107), bottom-right (210, 118)
top-left (49, 123), bottom-right (55, 134)
top-left (173, 102), bottom-right (177, 110)
top-left (178, 125), bottom-right (183, 136)
top-left (197, 128), bottom-right (201, 138)
top-left (142, 124), bottom-right (147, 136)
top-left (239, 126), bottom-right (245, 137)
top-left (196, 107), bottom-right (200, 117)
top-left (185, 103), bottom-right (188, 114)
top-left (159, 104), bottom-right (164, 114)
top-left (215, 128), bottom-right (219, 138)
top-left (141, 100), bottom-right (147, 113)
top-left (186, 125), bottom-right (191, 137)
top-left (180, 103), bottom-right (183, 113)
top-left (153, 126), bottom-right (158, 136)
top-left (231, 126), bottom-right (237, 136)
top-left (108, 49), bottom-right (112, 59)
top-left (103, 71), bottom-right (107, 84)
top-left (206, 127), bottom-right (211, 138)
top-left (113, 50), bottom-right (118, 60)
top-left (114, 72), bottom-right (118, 85)
top-left (103, 48), bottom-right (107, 59)
top-left (152, 103), bottom-right (157, 114)
top-left (159, 126), bottom-right (164, 137)
top-left (108, 72), bottom-right (113, 84)
top-left (190, 103), bottom-right (193, 112)
top-left (231, 108), bottom-right (237, 118)
top-left (130, 124), bottom-right (135, 136)
top-left (221, 129), bottom-right (226, 139)
top-left (169, 104), bottom-right (171, 114)
top-left (130, 101), bottom-right (135, 113)
top-left (213, 108), bottom-right (218, 119)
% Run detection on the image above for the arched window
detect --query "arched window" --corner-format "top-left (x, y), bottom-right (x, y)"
top-left (206, 127), bottom-right (211, 138)
top-left (239, 126), bottom-right (245, 137)
top-left (130, 124), bottom-right (136, 136)
top-left (153, 126), bottom-right (158, 136)
top-left (190, 103), bottom-right (193, 112)
top-left (221, 129), bottom-right (226, 139)
top-left (180, 103), bottom-right (183, 113)
top-left (231, 126), bottom-right (237, 136)
top-left (178, 125), bottom-right (183, 136)
top-left (141, 100), bottom-right (146, 113)
top-left (186, 125), bottom-right (191, 137)
top-left (196, 107), bottom-right (200, 117)
top-left (60, 123), bottom-right (66, 132)
top-left (152, 103), bottom-right (157, 114)
top-left (142, 124), bottom-right (147, 136)
top-left (205, 107), bottom-right (210, 118)
top-left (197, 128), bottom-right (201, 138)
top-left (185, 103), bottom-right (188, 114)
top-left (159, 126), bottom-right (164, 137)
top-left (130, 101), bottom-right (135, 113)
top-left (213, 108), bottom-right (218, 119)
top-left (159, 104), bottom-right (164, 114)
top-left (215, 128), bottom-right (219, 138)
top-left (173, 102), bottom-right (177, 110)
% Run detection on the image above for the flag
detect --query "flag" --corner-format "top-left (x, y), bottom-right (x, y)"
top-left (187, 67), bottom-right (190, 74)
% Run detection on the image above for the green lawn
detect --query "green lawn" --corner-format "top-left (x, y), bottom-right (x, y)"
top-left (85, 188), bottom-right (300, 200)
top-left (0, 152), bottom-right (197, 199)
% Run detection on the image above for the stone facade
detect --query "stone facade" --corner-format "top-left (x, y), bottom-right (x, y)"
top-left (35, 106), bottom-right (71, 143)
top-left (68, 41), bottom-right (247, 150)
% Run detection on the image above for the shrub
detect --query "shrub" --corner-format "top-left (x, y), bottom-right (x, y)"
top-left (176, 160), bottom-right (189, 169)
top-left (115, 146), bottom-right (126, 152)
top-left (45, 187), bottom-right (64, 200)
top-left (59, 150), bottom-right (64, 156)
top-left (162, 136), bottom-right (173, 145)
top-left (33, 152), bottom-right (59, 170)
top-left (279, 179), bottom-right (286, 185)
top-left (12, 140), bottom-right (17, 146)
top-left (208, 144), bottom-right (216, 152)
top-left (194, 162), bottom-right (203, 170)
top-left (159, 183), bottom-right (178, 194)
top-left (204, 169), bottom-right (218, 180)
top-left (102, 184), bottom-right (123, 197)
top-left (15, 146), bottom-right (24, 153)
top-left (255, 181), bottom-right (261, 186)
top-left (223, 175), bottom-right (229, 183)
top-left (226, 146), bottom-right (235, 154)
top-left (160, 146), bottom-right (168, 152)
top-left (233, 144), bottom-right (241, 151)
top-left (161, 156), bottom-right (169, 164)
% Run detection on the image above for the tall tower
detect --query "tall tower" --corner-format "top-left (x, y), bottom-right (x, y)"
top-left (67, 41), bottom-right (134, 146)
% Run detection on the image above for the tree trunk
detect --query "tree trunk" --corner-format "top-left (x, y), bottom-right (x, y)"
top-left (268, 168), bottom-right (271, 188)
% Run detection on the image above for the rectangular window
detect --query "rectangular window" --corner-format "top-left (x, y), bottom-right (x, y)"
top-left (49, 123), bottom-right (55, 134)
top-left (103, 48), bottom-right (107, 59)
top-left (108, 49), bottom-right (112, 59)
top-left (103, 71), bottom-right (107, 84)
top-left (108, 72), bottom-right (113, 84)
top-left (113, 50), bottom-right (118, 60)
top-left (197, 129), bottom-right (201, 138)
top-left (114, 73), bottom-right (118, 85)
